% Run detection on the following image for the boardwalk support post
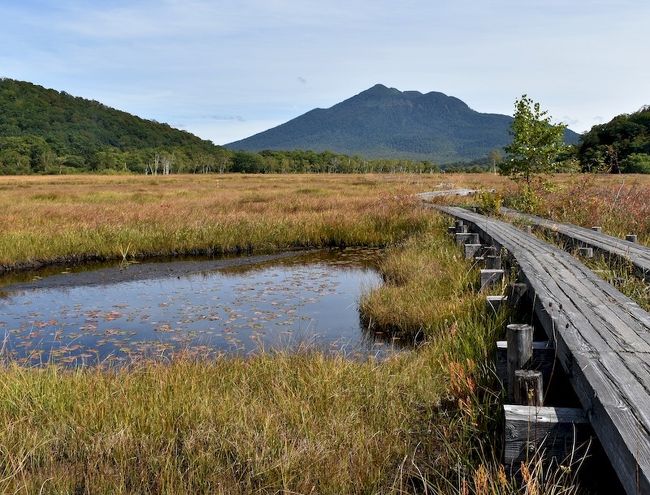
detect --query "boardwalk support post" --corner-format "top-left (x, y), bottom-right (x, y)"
top-left (480, 269), bottom-right (504, 290)
top-left (506, 324), bottom-right (533, 400)
top-left (455, 233), bottom-right (473, 246)
top-left (508, 282), bottom-right (528, 307)
top-left (464, 243), bottom-right (482, 259)
top-left (514, 370), bottom-right (544, 406)
top-left (496, 341), bottom-right (555, 388)
top-left (487, 295), bottom-right (507, 313)
top-left (485, 255), bottom-right (502, 269)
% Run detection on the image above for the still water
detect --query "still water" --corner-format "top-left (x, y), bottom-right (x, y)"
top-left (0, 250), bottom-right (391, 366)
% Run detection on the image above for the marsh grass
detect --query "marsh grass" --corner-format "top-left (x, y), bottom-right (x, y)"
top-left (0, 211), bottom-right (584, 494)
top-left (360, 216), bottom-right (483, 340)
top-left (0, 174), bottom-right (595, 493)
top-left (507, 174), bottom-right (650, 245)
top-left (0, 174), bottom-right (452, 270)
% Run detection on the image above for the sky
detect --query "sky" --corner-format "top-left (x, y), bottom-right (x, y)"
top-left (1, 0), bottom-right (648, 145)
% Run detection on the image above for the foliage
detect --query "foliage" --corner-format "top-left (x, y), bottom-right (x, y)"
top-left (578, 106), bottom-right (650, 173)
top-left (621, 152), bottom-right (650, 174)
top-left (476, 190), bottom-right (503, 216)
top-left (499, 95), bottom-right (568, 185)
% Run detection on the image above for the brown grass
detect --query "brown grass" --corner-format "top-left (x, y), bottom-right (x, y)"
top-left (0, 174), bottom-right (473, 270)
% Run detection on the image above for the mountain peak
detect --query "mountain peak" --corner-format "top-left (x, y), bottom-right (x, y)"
top-left (226, 86), bottom-right (580, 163)
top-left (357, 84), bottom-right (401, 97)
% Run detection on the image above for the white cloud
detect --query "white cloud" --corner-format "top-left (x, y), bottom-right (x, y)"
top-left (1, 0), bottom-right (648, 142)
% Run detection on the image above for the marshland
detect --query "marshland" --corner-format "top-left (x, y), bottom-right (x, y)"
top-left (0, 173), bottom-right (647, 493)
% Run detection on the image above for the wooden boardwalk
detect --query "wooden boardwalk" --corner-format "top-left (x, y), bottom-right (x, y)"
top-left (435, 205), bottom-right (650, 495)
top-left (502, 207), bottom-right (650, 282)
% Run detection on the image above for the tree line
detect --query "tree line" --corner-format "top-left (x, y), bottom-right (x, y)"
top-left (0, 141), bottom-right (452, 175)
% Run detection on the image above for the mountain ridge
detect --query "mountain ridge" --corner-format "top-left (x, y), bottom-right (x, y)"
top-left (227, 84), bottom-right (580, 163)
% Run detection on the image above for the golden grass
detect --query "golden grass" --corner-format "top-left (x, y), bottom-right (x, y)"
top-left (0, 174), bottom-right (461, 269)
top-left (0, 173), bottom-right (598, 493)
top-left (0, 216), bottom-right (515, 494)
top-left (0, 212), bottom-right (583, 494)
top-left (528, 174), bottom-right (650, 245)
top-left (360, 217), bottom-right (484, 340)
top-left (3, 172), bottom-right (645, 270)
top-left (433, 173), bottom-right (650, 244)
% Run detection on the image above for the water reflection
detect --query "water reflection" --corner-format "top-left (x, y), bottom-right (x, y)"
top-left (0, 249), bottom-right (400, 366)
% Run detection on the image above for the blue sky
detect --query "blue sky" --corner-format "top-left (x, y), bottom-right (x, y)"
top-left (1, 0), bottom-right (648, 144)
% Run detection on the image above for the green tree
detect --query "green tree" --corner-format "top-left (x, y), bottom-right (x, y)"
top-left (500, 95), bottom-right (567, 185)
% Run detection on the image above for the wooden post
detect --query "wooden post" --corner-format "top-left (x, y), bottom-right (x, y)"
top-left (480, 269), bottom-right (504, 290)
top-left (578, 247), bottom-right (594, 258)
top-left (454, 220), bottom-right (464, 230)
top-left (514, 370), bottom-right (544, 406)
top-left (525, 225), bottom-right (533, 234)
top-left (484, 245), bottom-right (498, 257)
top-left (455, 233), bottom-right (474, 246)
top-left (467, 233), bottom-right (480, 244)
top-left (506, 324), bottom-right (533, 400)
top-left (496, 341), bottom-right (555, 388)
top-left (509, 282), bottom-right (528, 307)
top-left (447, 226), bottom-right (457, 235)
top-left (485, 255), bottom-right (502, 269)
top-left (464, 243), bottom-right (482, 259)
top-left (625, 234), bottom-right (638, 243)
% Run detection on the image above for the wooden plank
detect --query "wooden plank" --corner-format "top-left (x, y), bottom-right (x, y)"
top-left (504, 405), bottom-right (590, 469)
top-left (431, 205), bottom-right (650, 495)
top-left (501, 207), bottom-right (650, 282)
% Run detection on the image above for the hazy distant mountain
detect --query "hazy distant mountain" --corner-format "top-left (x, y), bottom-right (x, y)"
top-left (227, 84), bottom-right (580, 163)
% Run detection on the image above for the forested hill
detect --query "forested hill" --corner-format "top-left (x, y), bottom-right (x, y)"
top-left (578, 106), bottom-right (650, 173)
top-left (0, 78), bottom-right (228, 173)
top-left (227, 84), bottom-right (581, 163)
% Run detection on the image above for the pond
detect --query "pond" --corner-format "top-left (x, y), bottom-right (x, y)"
top-left (0, 249), bottom-right (395, 366)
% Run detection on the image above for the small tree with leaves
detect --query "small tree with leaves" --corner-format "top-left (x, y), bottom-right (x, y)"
top-left (500, 95), bottom-right (567, 186)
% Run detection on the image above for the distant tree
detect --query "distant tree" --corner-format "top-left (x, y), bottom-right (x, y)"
top-left (488, 149), bottom-right (503, 174)
top-left (500, 95), bottom-right (567, 185)
top-left (231, 151), bottom-right (266, 173)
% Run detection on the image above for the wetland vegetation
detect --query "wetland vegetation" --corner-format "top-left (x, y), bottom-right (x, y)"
top-left (0, 172), bottom-right (647, 493)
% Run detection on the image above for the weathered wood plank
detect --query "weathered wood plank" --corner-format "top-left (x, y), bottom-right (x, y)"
top-left (432, 205), bottom-right (650, 495)
top-left (504, 405), bottom-right (590, 469)
top-left (501, 207), bottom-right (650, 282)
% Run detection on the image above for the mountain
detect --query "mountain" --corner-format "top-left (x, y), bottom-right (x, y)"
top-left (227, 84), bottom-right (580, 163)
top-left (0, 78), bottom-right (226, 173)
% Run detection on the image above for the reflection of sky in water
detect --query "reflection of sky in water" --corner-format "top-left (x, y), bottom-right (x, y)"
top-left (0, 254), bottom-right (387, 366)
